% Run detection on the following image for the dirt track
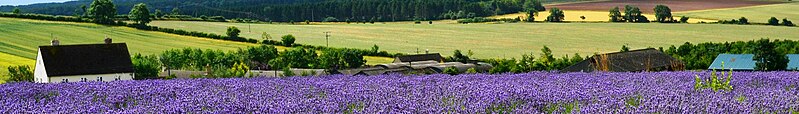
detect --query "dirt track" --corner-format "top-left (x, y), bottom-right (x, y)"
top-left (547, 0), bottom-right (782, 13)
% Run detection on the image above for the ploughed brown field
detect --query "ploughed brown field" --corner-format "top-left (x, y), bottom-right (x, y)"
top-left (546, 0), bottom-right (782, 13)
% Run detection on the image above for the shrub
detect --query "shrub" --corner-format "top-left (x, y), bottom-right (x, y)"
top-left (132, 54), bottom-right (161, 80)
top-left (282, 67), bottom-right (295, 77)
top-left (783, 18), bottom-right (795, 26)
top-left (679, 16), bottom-right (689, 23)
top-left (322, 17), bottom-right (338, 22)
top-left (694, 62), bottom-right (733, 92)
top-left (7, 65), bottom-right (33, 83)
top-left (443, 67), bottom-right (460, 75)
top-left (281, 34), bottom-right (296, 47)
top-left (768, 17), bottom-right (780, 26)
top-left (738, 17), bottom-right (749, 24)
top-left (465, 68), bottom-right (479, 74)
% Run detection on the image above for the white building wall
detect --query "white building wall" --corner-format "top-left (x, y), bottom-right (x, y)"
top-left (33, 49), bottom-right (49, 83)
top-left (47, 73), bottom-right (134, 83)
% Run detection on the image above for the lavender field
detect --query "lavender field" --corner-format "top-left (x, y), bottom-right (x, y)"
top-left (1, 72), bottom-right (798, 113)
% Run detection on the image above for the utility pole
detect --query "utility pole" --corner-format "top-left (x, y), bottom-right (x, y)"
top-left (323, 31), bottom-right (331, 47)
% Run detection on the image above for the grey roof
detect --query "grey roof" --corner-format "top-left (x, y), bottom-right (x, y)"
top-left (561, 48), bottom-right (684, 72)
top-left (38, 43), bottom-right (134, 76)
top-left (393, 53), bottom-right (443, 63)
top-left (708, 54), bottom-right (756, 71)
top-left (787, 54), bottom-right (799, 70)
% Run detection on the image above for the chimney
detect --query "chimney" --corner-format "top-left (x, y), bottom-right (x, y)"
top-left (51, 39), bottom-right (60, 46)
top-left (104, 37), bottom-right (112, 44)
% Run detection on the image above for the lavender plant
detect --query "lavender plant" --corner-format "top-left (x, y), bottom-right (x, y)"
top-left (0, 72), bottom-right (797, 113)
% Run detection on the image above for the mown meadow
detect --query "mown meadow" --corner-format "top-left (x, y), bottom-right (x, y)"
top-left (150, 21), bottom-right (799, 59)
top-left (676, 2), bottom-right (799, 23)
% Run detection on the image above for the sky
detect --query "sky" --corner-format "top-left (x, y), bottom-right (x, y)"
top-left (0, 0), bottom-right (73, 6)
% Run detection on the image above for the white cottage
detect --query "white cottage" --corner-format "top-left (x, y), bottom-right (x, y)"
top-left (33, 40), bottom-right (135, 83)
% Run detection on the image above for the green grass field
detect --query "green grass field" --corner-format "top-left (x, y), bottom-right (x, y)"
top-left (676, 2), bottom-right (799, 23)
top-left (0, 17), bottom-right (263, 83)
top-left (151, 21), bottom-right (799, 59)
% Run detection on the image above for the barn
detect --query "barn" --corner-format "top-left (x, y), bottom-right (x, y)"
top-left (561, 48), bottom-right (684, 72)
top-left (33, 39), bottom-right (135, 83)
top-left (708, 54), bottom-right (756, 71)
top-left (709, 54), bottom-right (799, 71)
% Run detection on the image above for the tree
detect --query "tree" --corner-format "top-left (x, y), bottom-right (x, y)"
top-left (132, 54), bottom-right (161, 80)
top-left (281, 34), bottom-right (296, 46)
top-left (371, 45), bottom-right (380, 54)
top-left (653, 5), bottom-right (673, 23)
top-left (783, 18), bottom-right (795, 26)
top-left (261, 32), bottom-right (272, 41)
top-left (680, 16), bottom-right (689, 23)
top-left (738, 17), bottom-right (749, 24)
top-left (318, 49), bottom-right (366, 69)
top-left (87, 0), bottom-right (117, 24)
top-left (545, 8), bottom-right (564, 22)
top-left (609, 7), bottom-right (623, 22)
top-left (526, 9), bottom-right (538, 22)
top-left (240, 45), bottom-right (279, 69)
top-left (129, 3), bottom-right (152, 26)
top-left (154, 9), bottom-right (164, 18)
top-left (624, 5), bottom-right (643, 22)
top-left (7, 65), bottom-right (33, 82)
top-left (12, 8), bottom-right (21, 14)
top-left (768, 17), bottom-right (780, 26)
top-left (537, 46), bottom-right (555, 70)
top-left (227, 26), bottom-right (241, 39)
top-left (171, 7), bottom-right (180, 15)
top-left (753, 39), bottom-right (788, 71)
top-left (524, 0), bottom-right (546, 12)
top-left (80, 5), bottom-right (87, 17)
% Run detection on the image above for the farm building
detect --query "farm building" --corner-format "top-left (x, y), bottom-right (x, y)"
top-left (708, 54), bottom-right (756, 71)
top-left (393, 53), bottom-right (444, 63)
top-left (337, 60), bottom-right (493, 76)
top-left (789, 54), bottom-right (799, 70)
top-left (561, 48), bottom-right (684, 72)
top-left (33, 39), bottom-right (135, 83)
top-left (709, 54), bottom-right (799, 71)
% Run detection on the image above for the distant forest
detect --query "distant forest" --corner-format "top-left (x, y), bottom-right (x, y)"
top-left (0, 0), bottom-right (591, 22)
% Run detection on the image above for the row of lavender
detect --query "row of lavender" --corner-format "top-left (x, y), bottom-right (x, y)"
top-left (0, 72), bottom-right (797, 113)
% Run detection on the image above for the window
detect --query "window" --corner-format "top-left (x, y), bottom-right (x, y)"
top-left (62, 79), bottom-right (68, 83)
top-left (81, 78), bottom-right (87, 82)
top-left (97, 77), bottom-right (103, 82)
top-left (115, 76), bottom-right (120, 81)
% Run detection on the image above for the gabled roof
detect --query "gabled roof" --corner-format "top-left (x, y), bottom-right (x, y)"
top-left (393, 53), bottom-right (443, 63)
top-left (708, 54), bottom-right (755, 71)
top-left (38, 43), bottom-right (134, 77)
top-left (788, 54), bottom-right (799, 70)
top-left (561, 48), bottom-right (684, 72)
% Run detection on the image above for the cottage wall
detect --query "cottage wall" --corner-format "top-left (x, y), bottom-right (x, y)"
top-left (46, 73), bottom-right (134, 83)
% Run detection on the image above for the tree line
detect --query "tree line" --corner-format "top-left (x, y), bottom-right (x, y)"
top-left (662, 39), bottom-right (797, 71)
